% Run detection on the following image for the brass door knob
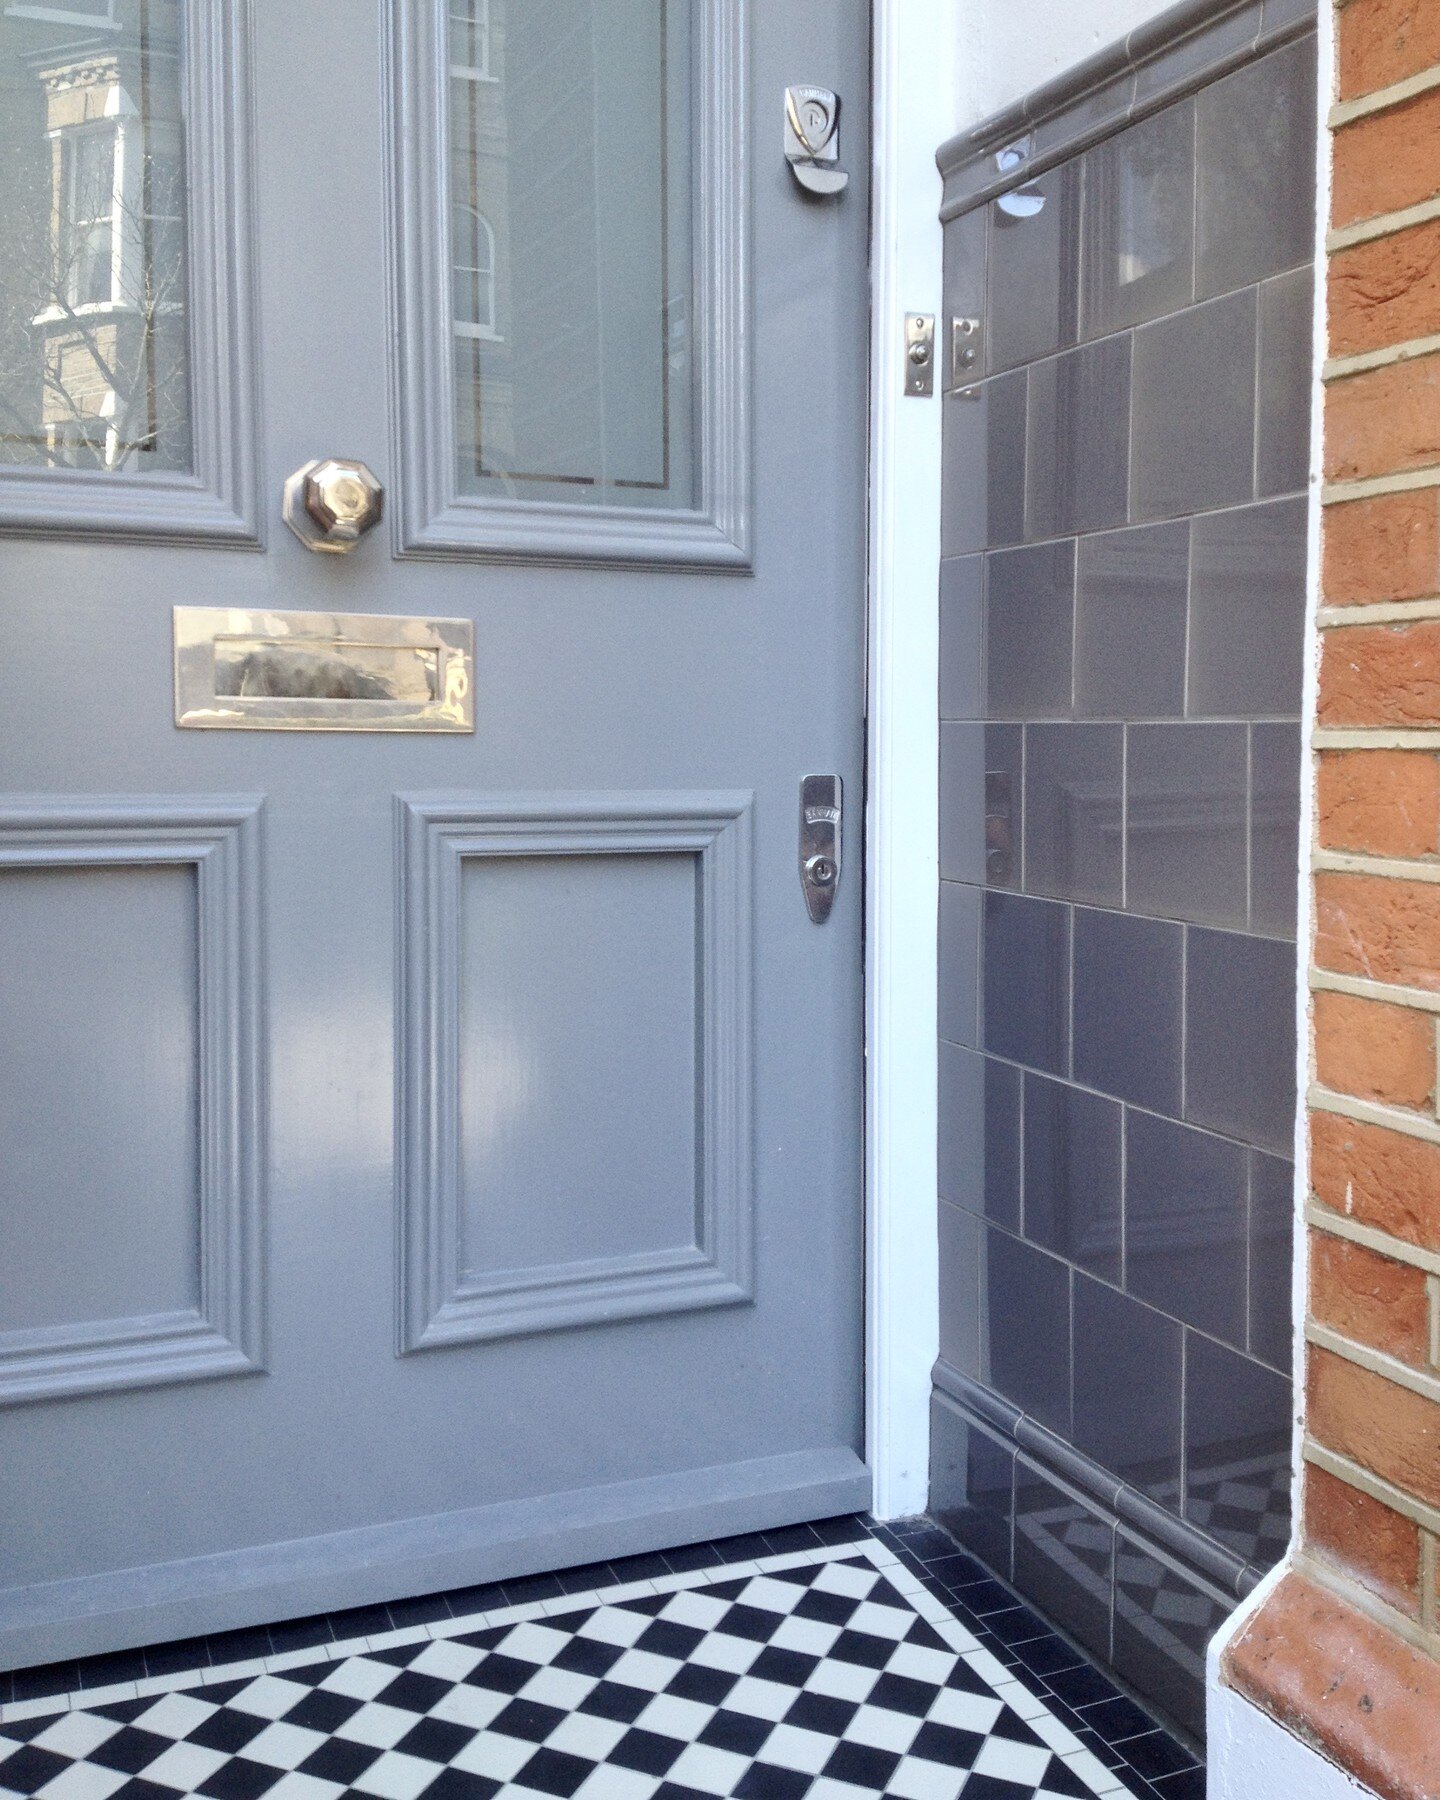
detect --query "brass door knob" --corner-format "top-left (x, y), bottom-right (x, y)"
top-left (283, 458), bottom-right (383, 554)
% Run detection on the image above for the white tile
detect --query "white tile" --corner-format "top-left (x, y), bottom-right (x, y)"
top-left (663, 1742), bottom-right (752, 1795)
top-left (686, 1631), bottom-right (763, 1676)
top-left (433, 1608), bottom-right (494, 1638)
top-left (33, 1762), bottom-right (128, 1800)
top-left (862, 1541), bottom-right (901, 1568)
top-left (260, 1774), bottom-right (347, 1800)
top-left (885, 1752), bottom-right (969, 1799)
top-left (576, 1608), bottom-right (651, 1650)
top-left (847, 1600), bottom-right (914, 1641)
top-left (700, 1559), bottom-right (759, 1581)
top-left (448, 1728), bottom-right (535, 1783)
top-left (242, 1719), bottom-right (330, 1770)
top-left (132, 1689), bottom-right (220, 1737)
top-left (961, 1645), bottom-right (1012, 1689)
top-left (67, 1684), bottom-right (137, 1713)
top-left (137, 1739), bottom-right (230, 1790)
top-left (885, 1642), bottom-right (957, 1687)
top-left (735, 1576), bottom-right (806, 1616)
top-left (632, 1691), bottom-right (711, 1741)
top-left (603, 1648), bottom-right (683, 1692)
top-left (200, 1658), bottom-right (267, 1686)
top-left (407, 1638), bottom-right (485, 1683)
top-left (1, 1697), bottom-right (69, 1724)
top-left (807, 1779), bottom-right (879, 1800)
top-left (972, 1734), bottom-right (1052, 1785)
top-left (516, 1665), bottom-right (597, 1711)
top-left (362, 1626), bottom-right (430, 1652)
top-left (571, 1763), bottom-right (663, 1799)
top-left (1060, 1745), bottom-right (1132, 1794)
top-left (651, 1567), bottom-right (709, 1591)
top-left (885, 1565), bottom-right (925, 1595)
top-left (803, 1658), bottom-right (882, 1703)
top-left (31, 1711), bottom-right (121, 1759)
top-left (428, 1683), bottom-right (511, 1732)
top-left (349, 1748), bottom-right (442, 1800)
top-left (843, 1702), bottom-right (923, 1754)
top-left (594, 1581), bottom-right (656, 1605)
top-left (267, 1648), bottom-right (334, 1674)
top-left (496, 1622), bottom-right (574, 1666)
top-left (1027, 1707), bottom-right (1082, 1754)
top-left (928, 1614), bottom-right (981, 1653)
top-left (317, 1657), bottom-right (398, 1702)
top-left (327, 1636), bottom-right (371, 1660)
top-left (925, 1687), bottom-right (1003, 1735)
top-left (657, 1589), bottom-right (730, 1631)
top-left (769, 1614), bottom-right (842, 1656)
top-left (333, 1700), bottom-right (422, 1750)
top-left (990, 1677), bottom-right (1051, 1721)
top-left (722, 1675), bottom-right (801, 1723)
top-left (131, 1672), bottom-right (195, 1699)
top-left (812, 1562), bottom-right (879, 1599)
top-left (749, 1722), bottom-right (835, 1775)
top-left (540, 1708), bottom-right (629, 1762)
top-left (754, 1550), bottom-right (823, 1575)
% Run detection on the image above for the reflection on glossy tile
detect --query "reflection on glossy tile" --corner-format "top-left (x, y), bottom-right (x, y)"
top-left (983, 1225), bottom-right (1072, 1435)
top-left (939, 1043), bottom-right (1021, 1231)
top-left (1125, 1110), bottom-right (1249, 1344)
top-left (1127, 723), bottom-right (1248, 928)
top-left (1189, 497), bottom-right (1308, 718)
top-left (1132, 289), bottom-right (1257, 521)
top-left (987, 162), bottom-right (1080, 373)
top-left (939, 1197), bottom-right (986, 1380)
top-left (1196, 35), bottom-right (1318, 300)
top-left (986, 541), bottom-right (1075, 720)
top-left (982, 891), bottom-right (1071, 1075)
top-left (942, 369), bottom-right (1028, 555)
top-left (1184, 1332), bottom-right (1293, 1570)
top-left (1026, 334), bottom-right (1132, 540)
top-left (1072, 908), bottom-right (1183, 1111)
top-left (1025, 724), bottom-right (1123, 906)
top-left (1014, 1459), bottom-right (1115, 1660)
top-left (1023, 1073), bottom-right (1122, 1280)
top-left (940, 555), bottom-right (984, 722)
top-left (1249, 1150), bottom-right (1295, 1373)
top-left (1251, 722), bottom-right (1302, 935)
top-left (943, 207), bottom-right (988, 385)
top-left (939, 879), bottom-right (981, 1048)
top-left (1257, 267), bottom-right (1315, 499)
top-left (1073, 1273), bottom-right (1183, 1499)
top-left (1074, 521), bottom-right (1190, 720)
top-left (941, 722), bottom-right (988, 884)
top-left (983, 723), bottom-right (1023, 888)
top-left (931, 1397), bottom-right (1016, 1578)
top-left (1112, 1533), bottom-right (1229, 1741)
top-left (1185, 926), bottom-right (1298, 1153)
top-left (1080, 99), bottom-right (1195, 338)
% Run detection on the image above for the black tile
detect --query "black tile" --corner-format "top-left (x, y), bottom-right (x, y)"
top-left (1127, 724), bottom-right (1249, 930)
top-left (1074, 521), bottom-right (1190, 722)
top-left (1080, 1692), bottom-right (1169, 1746)
top-left (604, 1552), bottom-right (673, 1585)
top-left (1073, 1272), bottom-right (1183, 1502)
top-left (444, 1580), bottom-right (511, 1615)
top-left (503, 1571), bottom-right (568, 1606)
top-left (386, 1591), bottom-right (453, 1628)
top-left (986, 540), bottom-right (1076, 721)
top-left (1185, 926), bottom-right (1298, 1154)
top-left (1025, 724), bottom-right (1124, 907)
top-left (324, 1604), bottom-right (394, 1641)
top-left (1188, 497), bottom-right (1308, 721)
top-left (939, 1045), bottom-right (1021, 1231)
top-left (806, 1515), bottom-right (872, 1547)
top-left (1152, 1764), bottom-right (1209, 1798)
top-left (1072, 908), bottom-right (1183, 1111)
top-left (1009, 1629), bottom-right (1087, 1679)
top-left (1125, 1110), bottom-right (1249, 1346)
top-left (264, 1613), bottom-right (333, 1655)
top-left (982, 890), bottom-right (1071, 1076)
top-left (552, 1560), bottom-right (619, 1595)
top-left (1022, 1073), bottom-right (1122, 1280)
top-left (1044, 1661), bottom-right (1124, 1710)
top-left (1185, 1333), bottom-right (1293, 1568)
top-left (982, 1226), bottom-right (1072, 1436)
top-left (704, 1533), bottom-right (773, 1567)
top-left (1118, 1728), bottom-right (1203, 1781)
top-left (761, 1522), bottom-right (823, 1557)
top-left (203, 1627), bottom-right (273, 1668)
top-left (75, 1646), bottom-right (149, 1688)
top-left (10, 1660), bottom-right (78, 1701)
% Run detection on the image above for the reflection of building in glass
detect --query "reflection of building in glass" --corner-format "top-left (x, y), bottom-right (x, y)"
top-left (0, 0), bottom-right (189, 473)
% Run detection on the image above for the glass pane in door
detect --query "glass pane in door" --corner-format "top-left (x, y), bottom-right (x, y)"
top-left (0, 0), bottom-right (190, 473)
top-left (447, 0), bottom-right (694, 509)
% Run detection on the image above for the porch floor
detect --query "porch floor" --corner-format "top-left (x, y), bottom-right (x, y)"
top-left (0, 1518), bottom-right (1201, 1800)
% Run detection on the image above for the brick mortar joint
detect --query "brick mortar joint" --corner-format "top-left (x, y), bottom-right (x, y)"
top-left (1306, 1437), bottom-right (1440, 1537)
top-left (1308, 1198), bottom-right (1440, 1277)
top-left (1308, 1317), bottom-right (1440, 1404)
top-left (1291, 1548), bottom-right (1440, 1661)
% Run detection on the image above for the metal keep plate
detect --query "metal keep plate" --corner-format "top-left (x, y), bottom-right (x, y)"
top-left (800, 774), bottom-right (842, 923)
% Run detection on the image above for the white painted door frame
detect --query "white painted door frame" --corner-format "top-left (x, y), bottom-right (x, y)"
top-left (864, 0), bottom-right (956, 1521)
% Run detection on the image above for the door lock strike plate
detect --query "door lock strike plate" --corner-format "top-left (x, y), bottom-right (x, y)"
top-left (904, 314), bottom-right (935, 397)
top-left (951, 317), bottom-right (982, 385)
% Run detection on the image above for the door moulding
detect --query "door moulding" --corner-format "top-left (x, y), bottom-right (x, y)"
top-left (865, 0), bottom-right (954, 1519)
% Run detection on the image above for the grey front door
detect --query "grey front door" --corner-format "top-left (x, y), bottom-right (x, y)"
top-left (0, 0), bottom-right (870, 1667)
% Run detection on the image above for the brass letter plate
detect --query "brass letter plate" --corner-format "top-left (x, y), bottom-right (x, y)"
top-left (174, 608), bottom-right (474, 732)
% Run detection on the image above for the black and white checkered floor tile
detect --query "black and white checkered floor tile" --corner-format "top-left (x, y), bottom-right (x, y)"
top-left (0, 1539), bottom-right (1140, 1800)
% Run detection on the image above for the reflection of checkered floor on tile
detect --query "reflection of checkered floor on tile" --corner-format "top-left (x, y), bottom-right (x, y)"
top-left (0, 1542), bottom-right (1140, 1799)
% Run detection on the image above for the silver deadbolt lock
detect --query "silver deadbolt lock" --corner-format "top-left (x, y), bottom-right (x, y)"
top-left (800, 774), bottom-right (843, 922)
top-left (785, 86), bottom-right (848, 195)
top-left (283, 457), bottom-right (384, 554)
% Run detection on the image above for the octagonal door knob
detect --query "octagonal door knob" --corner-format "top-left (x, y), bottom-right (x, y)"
top-left (283, 457), bottom-right (384, 554)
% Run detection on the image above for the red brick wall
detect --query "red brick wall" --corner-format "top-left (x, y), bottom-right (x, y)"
top-left (1227, 3), bottom-right (1440, 1789)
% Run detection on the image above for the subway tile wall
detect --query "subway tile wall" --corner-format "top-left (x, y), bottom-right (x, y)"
top-left (935, 27), bottom-right (1314, 1740)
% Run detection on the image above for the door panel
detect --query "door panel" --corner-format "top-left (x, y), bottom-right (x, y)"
top-left (0, 0), bottom-right (869, 1666)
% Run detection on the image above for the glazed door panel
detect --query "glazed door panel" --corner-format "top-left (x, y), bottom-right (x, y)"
top-left (0, 0), bottom-right (869, 1665)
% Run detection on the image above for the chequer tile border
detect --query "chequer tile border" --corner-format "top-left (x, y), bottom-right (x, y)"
top-left (0, 1538), bottom-right (1135, 1796)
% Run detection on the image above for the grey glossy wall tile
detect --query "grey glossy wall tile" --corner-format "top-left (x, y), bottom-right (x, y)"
top-left (983, 724), bottom-right (1024, 888)
top-left (1196, 34), bottom-right (1319, 300)
top-left (940, 555), bottom-right (984, 722)
top-left (1185, 926), bottom-right (1298, 1153)
top-left (1189, 497), bottom-right (1308, 718)
top-left (987, 162), bottom-right (1080, 374)
top-left (1072, 1273), bottom-right (1183, 1501)
top-left (986, 541), bottom-right (1075, 720)
top-left (1127, 723), bottom-right (1248, 928)
top-left (1132, 0), bottom-right (1263, 107)
top-left (1125, 1110), bottom-right (1248, 1345)
top-left (943, 208), bottom-right (988, 386)
top-left (1184, 1333), bottom-right (1293, 1571)
top-left (981, 891), bottom-right (1073, 1075)
top-left (1026, 334), bottom-right (1132, 540)
top-left (943, 369), bottom-right (1028, 556)
top-left (1074, 521), bottom-right (1189, 720)
top-left (982, 891), bottom-right (1071, 1075)
top-left (1072, 908), bottom-right (1183, 1111)
top-left (939, 879), bottom-right (981, 1049)
top-left (1257, 267), bottom-right (1314, 499)
top-left (931, 1398), bottom-right (1016, 1578)
top-left (939, 1199), bottom-right (986, 1380)
top-left (1025, 724), bottom-right (1124, 906)
top-left (1014, 1460), bottom-right (1115, 1661)
top-left (1251, 723), bottom-right (1302, 937)
top-left (1080, 99), bottom-right (1195, 339)
top-left (1249, 1150), bottom-right (1295, 1373)
top-left (941, 723), bottom-right (988, 884)
top-left (1132, 289), bottom-right (1257, 521)
top-left (1023, 1073), bottom-right (1123, 1281)
top-left (983, 1225), bottom-right (1073, 1436)
top-left (1112, 1534), bottom-right (1228, 1740)
top-left (939, 1043), bottom-right (1022, 1231)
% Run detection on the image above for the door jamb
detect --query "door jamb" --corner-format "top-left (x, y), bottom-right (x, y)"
top-left (864, 0), bottom-right (954, 1520)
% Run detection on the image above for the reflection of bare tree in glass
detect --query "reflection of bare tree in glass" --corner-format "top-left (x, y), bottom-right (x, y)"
top-left (0, 115), bottom-right (189, 472)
